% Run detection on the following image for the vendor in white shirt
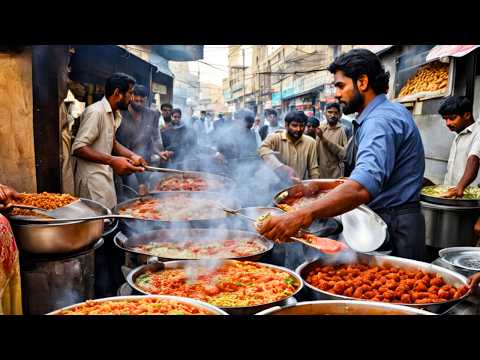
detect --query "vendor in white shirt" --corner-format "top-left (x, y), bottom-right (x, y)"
top-left (440, 96), bottom-right (480, 198)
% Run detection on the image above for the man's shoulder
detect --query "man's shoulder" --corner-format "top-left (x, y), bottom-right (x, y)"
top-left (302, 134), bottom-right (317, 146)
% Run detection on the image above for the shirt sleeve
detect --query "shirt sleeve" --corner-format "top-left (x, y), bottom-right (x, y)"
top-left (307, 141), bottom-right (320, 179)
top-left (467, 132), bottom-right (480, 159)
top-left (349, 117), bottom-right (397, 198)
top-left (71, 109), bottom-right (102, 154)
top-left (258, 133), bottom-right (283, 170)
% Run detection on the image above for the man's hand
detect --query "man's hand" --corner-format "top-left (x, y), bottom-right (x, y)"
top-left (130, 154), bottom-right (147, 167)
top-left (468, 272), bottom-right (480, 289)
top-left (276, 165), bottom-right (300, 183)
top-left (0, 184), bottom-right (20, 208)
top-left (258, 208), bottom-right (315, 243)
top-left (110, 156), bottom-right (145, 176)
top-left (316, 127), bottom-right (323, 140)
top-left (159, 151), bottom-right (174, 161)
top-left (441, 185), bottom-right (465, 198)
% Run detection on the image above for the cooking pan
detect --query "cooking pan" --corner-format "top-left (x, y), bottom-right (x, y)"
top-left (47, 295), bottom-right (228, 315)
top-left (255, 300), bottom-right (434, 315)
top-left (147, 171), bottom-right (236, 194)
top-left (113, 228), bottom-right (274, 265)
top-left (126, 260), bottom-right (303, 315)
top-left (420, 185), bottom-right (480, 208)
top-left (112, 191), bottom-right (238, 234)
top-left (296, 253), bottom-right (475, 314)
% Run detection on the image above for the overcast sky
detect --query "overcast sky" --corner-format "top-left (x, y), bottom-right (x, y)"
top-left (188, 45), bottom-right (230, 87)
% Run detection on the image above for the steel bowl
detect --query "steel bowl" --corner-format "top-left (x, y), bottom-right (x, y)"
top-left (126, 260), bottom-right (304, 315)
top-left (255, 300), bottom-right (435, 315)
top-left (113, 228), bottom-right (274, 265)
top-left (46, 295), bottom-right (228, 315)
top-left (296, 253), bottom-right (472, 314)
top-left (10, 199), bottom-right (111, 254)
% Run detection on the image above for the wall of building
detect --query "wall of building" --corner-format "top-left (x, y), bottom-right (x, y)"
top-left (0, 49), bottom-right (37, 192)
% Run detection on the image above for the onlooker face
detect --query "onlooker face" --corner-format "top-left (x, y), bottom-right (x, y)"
top-left (116, 84), bottom-right (134, 111)
top-left (325, 107), bottom-right (340, 126)
top-left (130, 95), bottom-right (147, 112)
top-left (268, 113), bottom-right (278, 127)
top-left (305, 123), bottom-right (318, 137)
top-left (286, 120), bottom-right (305, 141)
top-left (171, 111), bottom-right (182, 126)
top-left (443, 113), bottom-right (472, 133)
top-left (161, 106), bottom-right (173, 122)
top-left (333, 70), bottom-right (363, 115)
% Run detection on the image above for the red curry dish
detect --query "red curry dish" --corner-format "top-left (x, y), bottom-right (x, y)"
top-left (118, 195), bottom-right (227, 221)
top-left (306, 263), bottom-right (470, 305)
top-left (154, 175), bottom-right (225, 192)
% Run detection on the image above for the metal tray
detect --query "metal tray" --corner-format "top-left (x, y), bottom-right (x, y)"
top-left (296, 253), bottom-right (472, 314)
top-left (114, 228), bottom-right (273, 262)
top-left (439, 247), bottom-right (480, 272)
top-left (126, 260), bottom-right (304, 315)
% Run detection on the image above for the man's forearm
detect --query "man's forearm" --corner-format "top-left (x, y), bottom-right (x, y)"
top-left (457, 155), bottom-right (480, 189)
top-left (73, 145), bottom-right (114, 166)
top-left (302, 179), bottom-right (371, 219)
top-left (113, 140), bottom-right (135, 158)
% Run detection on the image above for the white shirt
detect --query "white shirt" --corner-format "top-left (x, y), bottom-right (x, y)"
top-left (444, 121), bottom-right (480, 186)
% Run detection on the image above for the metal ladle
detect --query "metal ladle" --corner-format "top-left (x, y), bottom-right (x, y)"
top-left (221, 207), bottom-right (346, 253)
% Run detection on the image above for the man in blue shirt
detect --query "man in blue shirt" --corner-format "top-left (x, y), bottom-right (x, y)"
top-left (259, 48), bottom-right (426, 260)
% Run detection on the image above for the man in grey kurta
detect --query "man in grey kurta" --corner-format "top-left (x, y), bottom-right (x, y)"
top-left (72, 73), bottom-right (147, 209)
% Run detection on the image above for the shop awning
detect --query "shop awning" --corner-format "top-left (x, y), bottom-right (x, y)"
top-left (426, 45), bottom-right (480, 62)
top-left (152, 45), bottom-right (203, 61)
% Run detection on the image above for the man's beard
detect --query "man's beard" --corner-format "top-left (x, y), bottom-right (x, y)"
top-left (131, 102), bottom-right (144, 112)
top-left (327, 117), bottom-right (338, 126)
top-left (341, 86), bottom-right (363, 115)
top-left (287, 128), bottom-right (302, 140)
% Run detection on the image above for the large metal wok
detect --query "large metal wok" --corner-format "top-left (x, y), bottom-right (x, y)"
top-left (47, 295), bottom-right (228, 315)
top-left (296, 253), bottom-right (474, 314)
top-left (147, 170), bottom-right (236, 194)
top-left (114, 228), bottom-right (274, 265)
top-left (126, 260), bottom-right (303, 315)
top-left (255, 300), bottom-right (434, 315)
top-left (113, 191), bottom-right (238, 234)
top-left (9, 198), bottom-right (113, 254)
top-left (421, 186), bottom-right (480, 208)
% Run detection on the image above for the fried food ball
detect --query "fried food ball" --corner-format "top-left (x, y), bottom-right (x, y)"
top-left (353, 288), bottom-right (364, 298)
top-left (400, 294), bottom-right (412, 303)
top-left (343, 287), bottom-right (354, 297)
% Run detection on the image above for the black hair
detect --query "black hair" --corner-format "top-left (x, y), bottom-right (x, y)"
top-left (307, 117), bottom-right (320, 127)
top-left (328, 48), bottom-right (390, 95)
top-left (161, 103), bottom-right (173, 110)
top-left (171, 108), bottom-right (182, 116)
top-left (104, 72), bottom-right (136, 98)
top-left (284, 111), bottom-right (308, 125)
top-left (265, 109), bottom-right (278, 117)
top-left (133, 84), bottom-right (148, 97)
top-left (438, 96), bottom-right (473, 117)
top-left (244, 114), bottom-right (255, 125)
top-left (325, 102), bottom-right (341, 112)
top-left (200, 110), bottom-right (207, 115)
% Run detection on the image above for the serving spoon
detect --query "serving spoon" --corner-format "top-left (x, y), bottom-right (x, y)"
top-left (221, 207), bottom-right (346, 254)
